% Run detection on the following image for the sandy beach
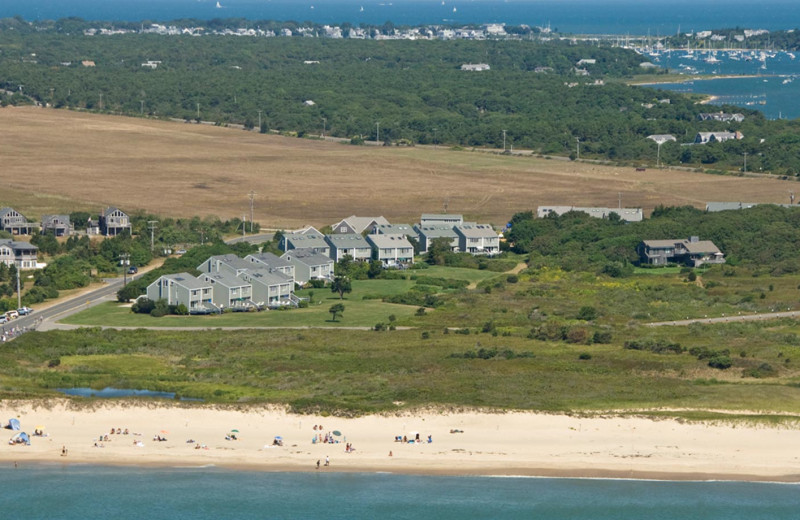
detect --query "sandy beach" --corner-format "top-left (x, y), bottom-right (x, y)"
top-left (0, 400), bottom-right (798, 482)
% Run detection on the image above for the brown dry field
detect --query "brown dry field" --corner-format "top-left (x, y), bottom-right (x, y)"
top-left (1, 106), bottom-right (794, 228)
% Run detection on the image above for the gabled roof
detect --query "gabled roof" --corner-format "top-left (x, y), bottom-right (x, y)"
top-left (246, 252), bottom-right (293, 269)
top-left (0, 207), bottom-right (21, 218)
top-left (284, 231), bottom-right (329, 249)
top-left (421, 213), bottom-right (463, 222)
top-left (157, 272), bottom-right (211, 291)
top-left (325, 233), bottom-right (370, 247)
top-left (41, 214), bottom-right (71, 225)
top-left (414, 224), bottom-right (458, 239)
top-left (201, 271), bottom-right (250, 289)
top-left (454, 224), bottom-right (498, 238)
top-left (333, 215), bottom-right (390, 233)
top-left (201, 254), bottom-right (252, 272)
top-left (366, 233), bottom-right (413, 249)
top-left (102, 206), bottom-right (127, 218)
top-left (375, 224), bottom-right (416, 236)
top-left (0, 239), bottom-right (38, 252)
top-left (242, 267), bottom-right (293, 286)
top-left (281, 248), bottom-right (333, 266)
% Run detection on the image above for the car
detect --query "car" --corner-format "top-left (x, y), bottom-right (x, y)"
top-left (176, 249), bottom-right (187, 255)
top-left (16, 307), bottom-right (33, 316)
top-left (0, 316), bottom-right (7, 325)
top-left (127, 266), bottom-right (138, 275)
top-left (5, 310), bottom-right (19, 320)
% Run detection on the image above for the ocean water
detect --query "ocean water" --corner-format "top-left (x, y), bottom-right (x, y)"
top-left (2, 466), bottom-right (799, 518)
top-left (641, 51), bottom-right (800, 119)
top-left (4, 0), bottom-right (800, 35)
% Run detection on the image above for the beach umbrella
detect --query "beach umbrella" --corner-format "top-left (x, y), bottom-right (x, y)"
top-left (274, 436), bottom-right (283, 441)
top-left (332, 430), bottom-right (342, 437)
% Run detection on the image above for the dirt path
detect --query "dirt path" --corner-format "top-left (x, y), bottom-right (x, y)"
top-left (646, 310), bottom-right (800, 327)
top-left (466, 261), bottom-right (527, 290)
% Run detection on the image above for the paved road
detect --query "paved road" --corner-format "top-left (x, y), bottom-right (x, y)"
top-left (645, 310), bottom-right (800, 327)
top-left (6, 277), bottom-right (128, 337)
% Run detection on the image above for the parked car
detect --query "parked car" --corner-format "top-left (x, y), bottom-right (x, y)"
top-left (5, 310), bottom-right (19, 320)
top-left (0, 315), bottom-right (7, 324)
top-left (127, 266), bottom-right (138, 275)
top-left (16, 307), bottom-right (33, 316)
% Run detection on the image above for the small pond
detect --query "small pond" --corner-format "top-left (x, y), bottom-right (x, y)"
top-left (56, 387), bottom-right (202, 401)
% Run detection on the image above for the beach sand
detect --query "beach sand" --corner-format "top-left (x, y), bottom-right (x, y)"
top-left (1, 400), bottom-right (798, 482)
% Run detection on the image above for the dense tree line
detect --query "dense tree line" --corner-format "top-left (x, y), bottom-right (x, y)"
top-left (505, 205), bottom-right (800, 275)
top-left (3, 23), bottom-right (800, 172)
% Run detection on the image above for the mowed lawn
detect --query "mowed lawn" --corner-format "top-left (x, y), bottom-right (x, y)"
top-left (62, 265), bottom-right (507, 328)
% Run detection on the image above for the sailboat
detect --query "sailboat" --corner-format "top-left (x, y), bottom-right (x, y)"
top-left (453, 6), bottom-right (457, 12)
top-left (360, 6), bottom-right (364, 12)
top-left (216, 1), bottom-right (222, 8)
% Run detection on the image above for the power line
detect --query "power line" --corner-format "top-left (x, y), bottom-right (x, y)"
top-left (248, 190), bottom-right (255, 233)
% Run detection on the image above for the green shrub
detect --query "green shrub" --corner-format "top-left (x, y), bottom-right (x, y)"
top-left (708, 354), bottom-right (732, 370)
top-left (578, 352), bottom-right (592, 360)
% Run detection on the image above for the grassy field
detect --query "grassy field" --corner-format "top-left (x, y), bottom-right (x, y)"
top-left (22, 261), bottom-right (800, 415)
top-left (7, 325), bottom-right (800, 415)
top-left (1, 106), bottom-right (795, 229)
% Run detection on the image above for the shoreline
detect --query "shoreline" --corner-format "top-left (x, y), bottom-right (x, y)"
top-left (11, 459), bottom-right (800, 484)
top-left (2, 400), bottom-right (799, 483)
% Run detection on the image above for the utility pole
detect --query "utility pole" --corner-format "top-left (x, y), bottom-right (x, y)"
top-left (16, 268), bottom-right (21, 310)
top-left (576, 138), bottom-right (581, 160)
top-left (99, 93), bottom-right (103, 109)
top-left (257, 110), bottom-right (262, 130)
top-left (147, 220), bottom-right (158, 252)
top-left (502, 130), bottom-right (507, 152)
top-left (322, 117), bottom-right (326, 137)
top-left (242, 215), bottom-right (246, 238)
top-left (196, 102), bottom-right (200, 120)
top-left (376, 122), bottom-right (380, 144)
top-left (140, 100), bottom-right (144, 114)
top-left (120, 253), bottom-right (130, 286)
top-left (248, 190), bottom-right (255, 233)
top-left (743, 152), bottom-right (748, 173)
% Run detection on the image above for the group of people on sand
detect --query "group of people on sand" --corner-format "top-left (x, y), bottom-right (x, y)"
top-left (393, 433), bottom-right (433, 444)
top-left (110, 427), bottom-right (130, 435)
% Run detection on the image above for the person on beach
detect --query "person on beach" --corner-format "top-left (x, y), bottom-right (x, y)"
top-left (316, 460), bottom-right (320, 469)
top-left (325, 455), bottom-right (330, 466)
